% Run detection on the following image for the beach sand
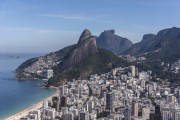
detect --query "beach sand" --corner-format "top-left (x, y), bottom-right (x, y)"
top-left (5, 91), bottom-right (58, 120)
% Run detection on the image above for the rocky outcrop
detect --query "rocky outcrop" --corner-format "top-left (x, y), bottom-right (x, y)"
top-left (123, 27), bottom-right (180, 62)
top-left (60, 29), bottom-right (98, 70)
top-left (96, 30), bottom-right (132, 54)
top-left (141, 34), bottom-right (156, 43)
top-left (123, 34), bottom-right (156, 55)
top-left (78, 29), bottom-right (92, 43)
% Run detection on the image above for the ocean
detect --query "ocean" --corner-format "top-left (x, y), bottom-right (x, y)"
top-left (0, 53), bottom-right (56, 119)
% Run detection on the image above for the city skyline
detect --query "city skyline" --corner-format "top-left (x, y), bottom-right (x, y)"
top-left (0, 0), bottom-right (180, 53)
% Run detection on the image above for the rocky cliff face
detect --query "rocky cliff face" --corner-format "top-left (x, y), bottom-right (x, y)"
top-left (123, 27), bottom-right (180, 62)
top-left (60, 29), bottom-right (98, 70)
top-left (96, 30), bottom-right (132, 54)
top-left (123, 34), bottom-right (156, 55)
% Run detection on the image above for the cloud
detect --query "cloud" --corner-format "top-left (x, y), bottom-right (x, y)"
top-left (40, 13), bottom-right (113, 24)
top-left (41, 14), bottom-right (91, 21)
top-left (0, 27), bottom-right (60, 33)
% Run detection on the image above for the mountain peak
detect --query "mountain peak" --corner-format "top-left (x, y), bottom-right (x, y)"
top-left (96, 29), bottom-right (132, 54)
top-left (60, 29), bottom-right (97, 70)
top-left (157, 27), bottom-right (180, 38)
top-left (141, 34), bottom-right (156, 42)
top-left (104, 30), bottom-right (115, 34)
top-left (123, 27), bottom-right (180, 62)
top-left (78, 29), bottom-right (92, 43)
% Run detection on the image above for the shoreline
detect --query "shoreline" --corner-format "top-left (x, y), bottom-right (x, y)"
top-left (5, 89), bottom-right (58, 120)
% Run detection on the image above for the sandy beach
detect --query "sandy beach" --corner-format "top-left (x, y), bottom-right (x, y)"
top-left (5, 90), bottom-right (58, 120)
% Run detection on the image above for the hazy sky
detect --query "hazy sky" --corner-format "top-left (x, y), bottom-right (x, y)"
top-left (0, 0), bottom-right (180, 53)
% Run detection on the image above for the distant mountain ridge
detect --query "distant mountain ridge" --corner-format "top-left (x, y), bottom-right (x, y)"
top-left (123, 34), bottom-right (156, 55)
top-left (96, 30), bottom-right (132, 54)
top-left (16, 27), bottom-right (180, 86)
top-left (123, 27), bottom-right (180, 62)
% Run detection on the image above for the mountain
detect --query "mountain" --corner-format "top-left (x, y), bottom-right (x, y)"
top-left (50, 47), bottom-right (129, 86)
top-left (16, 44), bottom-right (76, 79)
top-left (96, 30), bottom-right (132, 54)
top-left (60, 29), bottom-right (98, 70)
top-left (123, 27), bottom-right (180, 62)
top-left (123, 34), bottom-right (156, 55)
top-left (50, 29), bottom-right (129, 86)
top-left (16, 29), bottom-right (129, 86)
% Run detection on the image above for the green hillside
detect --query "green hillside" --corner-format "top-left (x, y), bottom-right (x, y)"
top-left (49, 47), bottom-right (129, 86)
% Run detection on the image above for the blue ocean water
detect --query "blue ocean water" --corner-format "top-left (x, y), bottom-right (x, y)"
top-left (0, 53), bottom-right (56, 119)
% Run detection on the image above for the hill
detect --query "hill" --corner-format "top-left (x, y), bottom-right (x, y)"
top-left (60, 29), bottom-right (98, 70)
top-left (49, 47), bottom-right (129, 86)
top-left (16, 29), bottom-right (129, 86)
top-left (123, 27), bottom-right (180, 63)
top-left (97, 30), bottom-right (132, 54)
top-left (123, 34), bottom-right (156, 55)
top-left (16, 44), bottom-right (76, 79)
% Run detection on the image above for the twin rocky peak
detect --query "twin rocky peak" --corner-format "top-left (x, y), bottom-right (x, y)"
top-left (16, 29), bottom-right (131, 82)
top-left (61, 29), bottom-right (132, 70)
top-left (16, 27), bottom-right (180, 83)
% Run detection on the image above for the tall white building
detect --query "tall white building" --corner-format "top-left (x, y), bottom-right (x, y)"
top-left (87, 100), bottom-right (95, 113)
top-left (131, 66), bottom-right (136, 77)
top-left (142, 107), bottom-right (150, 120)
top-left (141, 80), bottom-right (146, 90)
top-left (46, 69), bottom-right (53, 79)
top-left (59, 86), bottom-right (64, 96)
top-left (132, 102), bottom-right (138, 117)
top-left (43, 101), bottom-right (49, 109)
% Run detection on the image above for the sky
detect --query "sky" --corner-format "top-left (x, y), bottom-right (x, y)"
top-left (0, 0), bottom-right (180, 53)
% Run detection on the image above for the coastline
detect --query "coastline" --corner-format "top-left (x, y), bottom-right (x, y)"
top-left (5, 89), bottom-right (58, 120)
